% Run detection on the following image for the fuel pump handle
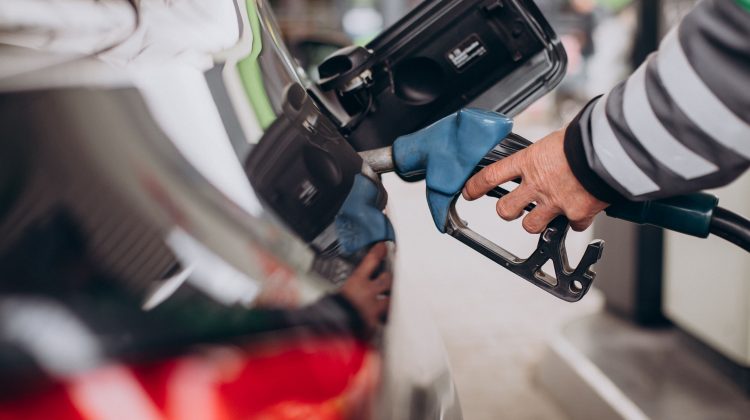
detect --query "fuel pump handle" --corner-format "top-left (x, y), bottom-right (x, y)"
top-left (361, 109), bottom-right (602, 301)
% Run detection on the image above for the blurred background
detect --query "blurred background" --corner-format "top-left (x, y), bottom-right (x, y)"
top-left (268, 1), bottom-right (750, 419)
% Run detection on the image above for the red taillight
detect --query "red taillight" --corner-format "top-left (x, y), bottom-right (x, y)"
top-left (0, 336), bottom-right (380, 420)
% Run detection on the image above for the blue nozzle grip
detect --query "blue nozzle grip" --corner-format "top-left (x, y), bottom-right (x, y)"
top-left (335, 174), bottom-right (395, 255)
top-left (392, 108), bottom-right (514, 232)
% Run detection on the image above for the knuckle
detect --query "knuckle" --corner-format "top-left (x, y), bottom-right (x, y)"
top-left (482, 166), bottom-right (499, 186)
top-left (566, 206), bottom-right (589, 222)
top-left (571, 218), bottom-right (593, 232)
top-left (361, 257), bottom-right (377, 271)
top-left (521, 178), bottom-right (537, 192)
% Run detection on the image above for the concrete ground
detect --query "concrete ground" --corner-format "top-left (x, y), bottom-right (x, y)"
top-left (383, 166), bottom-right (604, 420)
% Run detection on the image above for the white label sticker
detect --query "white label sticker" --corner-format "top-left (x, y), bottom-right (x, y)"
top-left (447, 35), bottom-right (488, 71)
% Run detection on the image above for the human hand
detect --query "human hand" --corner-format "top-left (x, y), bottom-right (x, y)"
top-left (340, 242), bottom-right (392, 332)
top-left (462, 128), bottom-right (608, 233)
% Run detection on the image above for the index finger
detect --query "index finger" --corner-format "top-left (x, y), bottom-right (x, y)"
top-left (462, 153), bottom-right (522, 201)
top-left (351, 242), bottom-right (387, 279)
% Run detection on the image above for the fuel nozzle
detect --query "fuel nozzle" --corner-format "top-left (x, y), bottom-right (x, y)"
top-left (360, 109), bottom-right (603, 302)
top-left (361, 108), bottom-right (732, 302)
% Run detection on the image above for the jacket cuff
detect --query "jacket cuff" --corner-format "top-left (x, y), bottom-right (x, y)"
top-left (563, 97), bottom-right (627, 204)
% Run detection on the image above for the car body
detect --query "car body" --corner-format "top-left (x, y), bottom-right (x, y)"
top-left (0, 1), bottom-right (459, 419)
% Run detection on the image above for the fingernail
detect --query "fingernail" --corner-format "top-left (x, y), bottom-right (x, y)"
top-left (461, 188), bottom-right (469, 200)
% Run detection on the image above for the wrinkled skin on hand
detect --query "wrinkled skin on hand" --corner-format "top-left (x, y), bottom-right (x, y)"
top-left (462, 128), bottom-right (608, 233)
top-left (340, 242), bottom-right (392, 333)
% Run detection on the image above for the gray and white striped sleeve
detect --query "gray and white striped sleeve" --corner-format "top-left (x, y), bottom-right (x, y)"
top-left (563, 0), bottom-right (750, 203)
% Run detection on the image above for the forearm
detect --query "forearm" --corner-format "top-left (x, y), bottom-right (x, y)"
top-left (564, 0), bottom-right (750, 202)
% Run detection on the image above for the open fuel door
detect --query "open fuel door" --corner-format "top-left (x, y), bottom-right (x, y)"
top-left (312, 0), bottom-right (566, 150)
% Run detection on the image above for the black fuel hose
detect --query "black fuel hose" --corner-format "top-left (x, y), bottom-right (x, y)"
top-left (709, 207), bottom-right (750, 253)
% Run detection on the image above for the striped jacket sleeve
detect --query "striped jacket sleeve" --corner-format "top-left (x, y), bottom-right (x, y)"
top-left (563, 0), bottom-right (750, 203)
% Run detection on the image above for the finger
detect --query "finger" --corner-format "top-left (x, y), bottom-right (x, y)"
top-left (495, 185), bottom-right (535, 221)
top-left (352, 242), bottom-right (387, 279)
top-left (570, 217), bottom-right (594, 232)
top-left (375, 297), bottom-right (390, 315)
top-left (372, 272), bottom-right (393, 293)
top-left (522, 205), bottom-right (559, 234)
top-left (462, 154), bottom-right (523, 201)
